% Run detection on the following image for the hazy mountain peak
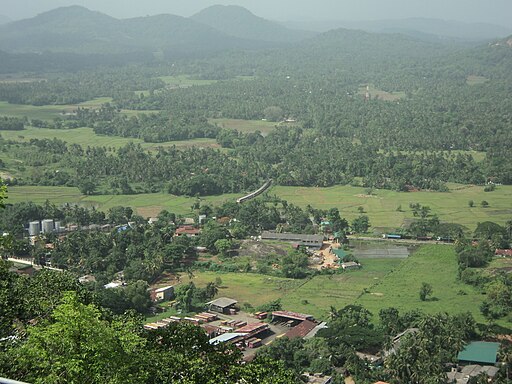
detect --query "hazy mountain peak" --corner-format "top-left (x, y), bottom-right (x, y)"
top-left (191, 4), bottom-right (315, 43)
top-left (197, 4), bottom-right (256, 16)
top-left (34, 5), bottom-right (117, 21)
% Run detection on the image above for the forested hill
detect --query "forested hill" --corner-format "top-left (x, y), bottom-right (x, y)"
top-left (191, 5), bottom-right (316, 43)
top-left (0, 5), bottom-right (305, 56)
top-left (283, 18), bottom-right (512, 42)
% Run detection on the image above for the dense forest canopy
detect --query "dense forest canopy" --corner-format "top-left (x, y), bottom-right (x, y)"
top-left (0, 15), bottom-right (511, 193)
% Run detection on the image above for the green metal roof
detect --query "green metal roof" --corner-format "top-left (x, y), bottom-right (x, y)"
top-left (332, 249), bottom-right (348, 258)
top-left (457, 341), bottom-right (500, 364)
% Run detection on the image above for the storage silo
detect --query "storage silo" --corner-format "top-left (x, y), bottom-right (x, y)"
top-left (28, 221), bottom-right (41, 236)
top-left (41, 219), bottom-right (54, 234)
top-left (54, 221), bottom-right (62, 233)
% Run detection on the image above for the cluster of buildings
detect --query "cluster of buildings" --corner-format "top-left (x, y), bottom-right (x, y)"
top-left (144, 296), bottom-right (328, 368)
top-left (362, 329), bottom-right (503, 384)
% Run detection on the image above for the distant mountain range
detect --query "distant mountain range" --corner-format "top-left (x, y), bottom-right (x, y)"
top-left (0, 5), bottom-right (310, 56)
top-left (1, 4), bottom-right (510, 64)
top-left (282, 18), bottom-right (512, 42)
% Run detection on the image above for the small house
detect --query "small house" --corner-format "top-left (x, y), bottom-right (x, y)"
top-left (341, 261), bottom-right (361, 270)
top-left (154, 286), bottom-right (175, 301)
top-left (260, 232), bottom-right (324, 249)
top-left (175, 226), bottom-right (200, 237)
top-left (206, 297), bottom-right (238, 314)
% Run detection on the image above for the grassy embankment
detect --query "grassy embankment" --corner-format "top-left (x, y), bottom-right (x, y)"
top-left (5, 184), bottom-right (511, 230)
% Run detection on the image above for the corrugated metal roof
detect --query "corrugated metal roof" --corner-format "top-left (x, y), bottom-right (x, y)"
top-left (458, 341), bottom-right (500, 364)
top-left (261, 232), bottom-right (323, 243)
top-left (272, 310), bottom-right (314, 321)
top-left (206, 297), bottom-right (238, 308)
top-left (236, 322), bottom-right (268, 334)
top-left (332, 249), bottom-right (347, 258)
top-left (209, 332), bottom-right (246, 345)
top-left (284, 320), bottom-right (317, 339)
top-left (155, 286), bottom-right (174, 293)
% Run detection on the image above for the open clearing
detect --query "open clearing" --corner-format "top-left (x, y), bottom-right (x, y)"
top-left (173, 257), bottom-right (402, 320)
top-left (0, 98), bottom-right (113, 120)
top-left (358, 84), bottom-right (406, 101)
top-left (210, 118), bottom-right (280, 136)
top-left (4, 183), bottom-right (511, 230)
top-left (466, 75), bottom-right (488, 86)
top-left (356, 245), bottom-right (490, 324)
top-left (0, 98), bottom-right (155, 121)
top-left (176, 245), bottom-right (498, 324)
top-left (0, 127), bottom-right (219, 150)
top-left (382, 149), bottom-right (487, 163)
top-left (158, 75), bottom-right (219, 87)
top-left (4, 186), bottom-right (239, 217)
top-left (158, 75), bottom-right (255, 88)
top-left (272, 183), bottom-right (512, 231)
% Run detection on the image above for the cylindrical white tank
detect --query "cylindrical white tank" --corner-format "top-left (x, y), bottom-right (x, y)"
top-left (54, 221), bottom-right (62, 233)
top-left (41, 219), bottom-right (54, 234)
top-left (29, 221), bottom-right (41, 236)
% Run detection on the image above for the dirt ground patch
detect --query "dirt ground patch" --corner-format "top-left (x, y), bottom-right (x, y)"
top-left (237, 240), bottom-right (291, 259)
top-left (136, 206), bottom-right (164, 218)
top-left (310, 242), bottom-right (341, 270)
top-left (355, 194), bottom-right (380, 199)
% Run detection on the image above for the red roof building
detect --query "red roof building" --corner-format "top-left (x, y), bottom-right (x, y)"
top-left (175, 226), bottom-right (200, 237)
top-left (236, 322), bottom-right (269, 338)
top-left (284, 320), bottom-right (318, 339)
top-left (495, 249), bottom-right (512, 257)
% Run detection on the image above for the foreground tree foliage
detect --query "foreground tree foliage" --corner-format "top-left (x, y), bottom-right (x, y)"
top-left (0, 291), bottom-right (295, 384)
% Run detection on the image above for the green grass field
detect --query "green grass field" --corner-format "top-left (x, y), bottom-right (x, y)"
top-left (4, 183), bottom-right (510, 230)
top-left (172, 257), bottom-right (402, 320)
top-left (158, 75), bottom-right (255, 87)
top-left (4, 186), bottom-right (239, 217)
top-left (272, 184), bottom-right (512, 231)
top-left (0, 98), bottom-right (158, 121)
top-left (173, 245), bottom-right (499, 323)
top-left (209, 118), bottom-right (280, 136)
top-left (0, 127), bottom-right (219, 151)
top-left (0, 98), bottom-right (113, 120)
top-left (356, 245), bottom-right (491, 323)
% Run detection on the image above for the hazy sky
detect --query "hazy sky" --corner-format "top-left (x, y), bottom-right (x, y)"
top-left (2, 0), bottom-right (512, 26)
